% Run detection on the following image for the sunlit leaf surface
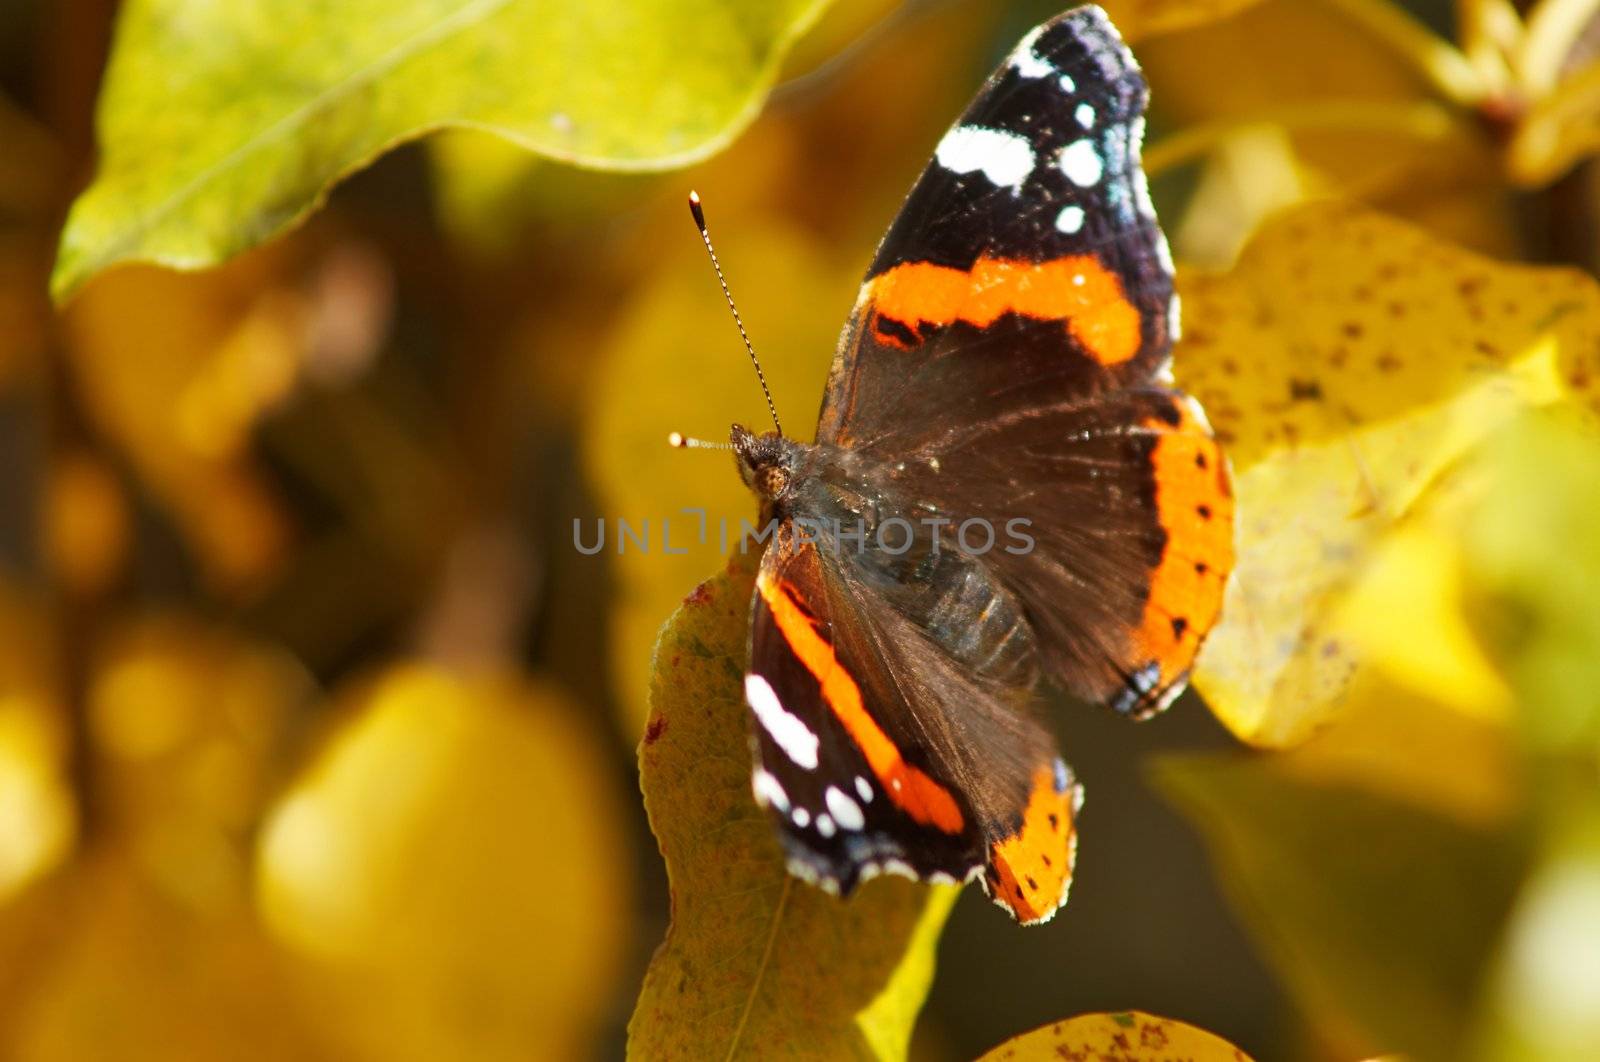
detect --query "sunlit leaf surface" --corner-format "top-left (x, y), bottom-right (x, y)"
top-left (0, 588), bottom-right (72, 905)
top-left (630, 555), bottom-right (956, 1060)
top-left (1179, 201), bottom-right (1600, 746)
top-left (53, 0), bottom-right (833, 297)
top-left (977, 1009), bottom-right (1254, 1060)
top-left (258, 665), bottom-right (632, 1062)
top-left (1103, 0), bottom-right (1271, 40)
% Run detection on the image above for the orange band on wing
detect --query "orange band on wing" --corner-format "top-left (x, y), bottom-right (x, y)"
top-left (987, 764), bottom-right (1079, 925)
top-left (866, 255), bottom-right (1142, 366)
top-left (1135, 398), bottom-right (1235, 684)
top-left (757, 572), bottom-right (965, 834)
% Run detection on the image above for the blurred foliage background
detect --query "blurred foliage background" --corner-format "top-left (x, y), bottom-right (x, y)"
top-left (4, 0), bottom-right (1600, 1058)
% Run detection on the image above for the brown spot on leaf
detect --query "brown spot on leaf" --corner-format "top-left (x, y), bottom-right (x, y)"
top-left (1288, 378), bottom-right (1323, 401)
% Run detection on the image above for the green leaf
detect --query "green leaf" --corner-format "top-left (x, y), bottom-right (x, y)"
top-left (1461, 410), bottom-right (1600, 753)
top-left (53, 0), bottom-right (831, 299)
top-left (629, 554), bottom-right (956, 1061)
top-left (1477, 807), bottom-right (1600, 1061)
top-left (1153, 754), bottom-right (1525, 1061)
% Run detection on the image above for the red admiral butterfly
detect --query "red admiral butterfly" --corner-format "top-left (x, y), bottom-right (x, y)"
top-left (693, 5), bottom-right (1234, 924)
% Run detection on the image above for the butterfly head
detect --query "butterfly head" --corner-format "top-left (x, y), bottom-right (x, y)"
top-left (731, 423), bottom-right (798, 501)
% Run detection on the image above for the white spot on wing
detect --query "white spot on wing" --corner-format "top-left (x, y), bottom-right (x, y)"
top-left (1058, 73), bottom-right (1076, 93)
top-left (1058, 139), bottom-right (1103, 187)
top-left (1055, 205), bottom-right (1085, 234)
top-left (882, 858), bottom-right (917, 881)
top-left (855, 776), bottom-right (873, 803)
top-left (816, 813), bottom-right (836, 838)
top-left (1135, 169), bottom-right (1158, 222)
top-left (745, 674), bottom-right (818, 769)
top-left (792, 807), bottom-right (810, 828)
top-left (825, 787), bottom-right (866, 831)
top-left (936, 125), bottom-right (1035, 190)
top-left (1076, 103), bottom-right (1095, 128)
top-left (752, 769), bottom-right (790, 812)
top-left (1010, 24), bottom-right (1052, 78)
top-left (1131, 119), bottom-right (1158, 222)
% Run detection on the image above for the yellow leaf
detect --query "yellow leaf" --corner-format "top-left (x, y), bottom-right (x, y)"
top-left (1478, 809), bottom-right (1600, 1060)
top-left (256, 664), bottom-right (631, 1061)
top-left (629, 555), bottom-right (956, 1061)
top-left (1139, 1), bottom-right (1513, 256)
top-left (976, 1009), bottom-right (1254, 1060)
top-left (87, 615), bottom-right (313, 910)
top-left (6, 856), bottom-right (321, 1062)
top-left (43, 451), bottom-right (131, 599)
top-left (1101, 0), bottom-right (1271, 41)
top-left (1154, 754), bottom-right (1524, 1059)
top-left (62, 254), bottom-right (308, 592)
top-left (1458, 409), bottom-right (1600, 751)
top-left (1, 617), bottom-right (312, 1057)
top-left (1178, 201), bottom-right (1600, 746)
top-left (1334, 522), bottom-right (1512, 722)
top-left (0, 585), bottom-right (71, 909)
top-left (1267, 671), bottom-right (1517, 828)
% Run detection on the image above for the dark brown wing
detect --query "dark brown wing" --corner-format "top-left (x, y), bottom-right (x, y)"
top-left (813, 6), bottom-right (1232, 714)
top-left (746, 524), bottom-right (1082, 923)
top-left (818, 5), bottom-right (1177, 451)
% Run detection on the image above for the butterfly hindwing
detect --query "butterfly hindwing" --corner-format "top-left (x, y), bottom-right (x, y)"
top-left (747, 525), bottom-right (1083, 923)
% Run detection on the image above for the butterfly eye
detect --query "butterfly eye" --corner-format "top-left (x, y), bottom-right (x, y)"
top-left (754, 465), bottom-right (791, 498)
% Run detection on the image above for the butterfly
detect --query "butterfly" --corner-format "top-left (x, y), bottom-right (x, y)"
top-left (714, 4), bottom-right (1234, 924)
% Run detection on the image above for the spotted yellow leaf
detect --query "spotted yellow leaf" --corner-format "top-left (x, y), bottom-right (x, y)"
top-left (977, 1009), bottom-right (1253, 1060)
top-left (1178, 201), bottom-right (1600, 746)
top-left (629, 554), bottom-right (956, 1061)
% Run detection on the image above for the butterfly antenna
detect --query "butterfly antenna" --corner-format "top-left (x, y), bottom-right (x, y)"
top-left (688, 191), bottom-right (783, 437)
top-left (666, 431), bottom-right (732, 451)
